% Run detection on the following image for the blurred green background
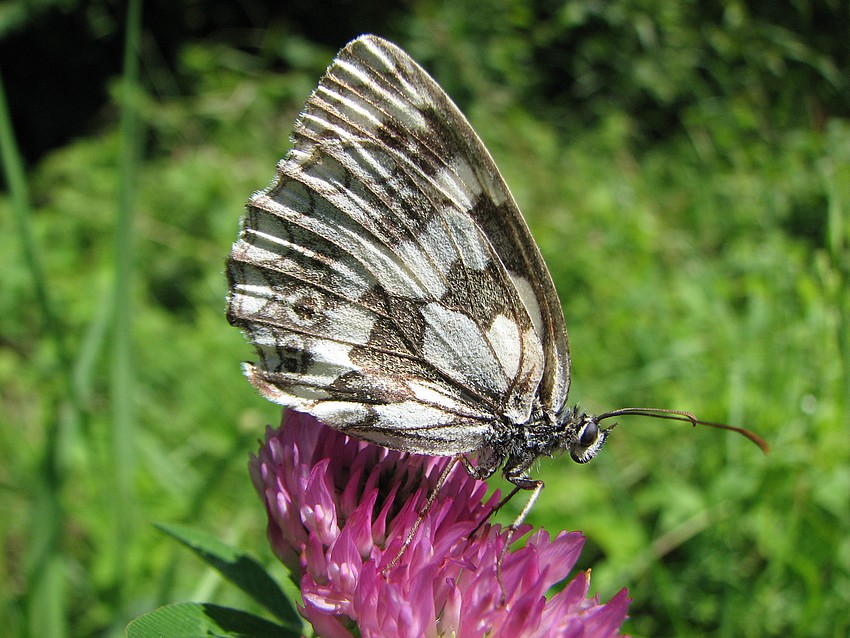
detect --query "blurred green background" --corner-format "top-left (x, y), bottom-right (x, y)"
top-left (2, 1), bottom-right (848, 636)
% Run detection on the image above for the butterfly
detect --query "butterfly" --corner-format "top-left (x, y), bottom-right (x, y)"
top-left (226, 35), bottom-right (767, 542)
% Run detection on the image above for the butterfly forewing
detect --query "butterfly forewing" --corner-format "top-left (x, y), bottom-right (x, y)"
top-left (227, 35), bottom-right (571, 455)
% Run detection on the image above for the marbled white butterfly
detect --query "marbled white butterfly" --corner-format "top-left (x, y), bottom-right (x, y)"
top-left (227, 35), bottom-right (767, 537)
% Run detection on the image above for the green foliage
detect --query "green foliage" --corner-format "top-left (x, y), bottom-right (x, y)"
top-left (126, 602), bottom-right (296, 638)
top-left (126, 527), bottom-right (302, 637)
top-left (121, 525), bottom-right (303, 637)
top-left (402, 0), bottom-right (848, 145)
top-left (1, 3), bottom-right (848, 637)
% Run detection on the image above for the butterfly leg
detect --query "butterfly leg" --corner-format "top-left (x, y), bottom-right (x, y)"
top-left (457, 453), bottom-right (499, 481)
top-left (496, 475), bottom-right (545, 605)
top-left (467, 484), bottom-right (522, 538)
top-left (381, 454), bottom-right (463, 574)
top-left (505, 475), bottom-right (545, 533)
top-left (458, 451), bottom-right (514, 536)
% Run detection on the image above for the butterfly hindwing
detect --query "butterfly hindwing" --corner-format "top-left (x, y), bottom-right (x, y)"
top-left (227, 35), bottom-right (571, 453)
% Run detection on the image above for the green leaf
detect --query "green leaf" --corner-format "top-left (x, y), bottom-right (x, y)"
top-left (157, 523), bottom-right (300, 628)
top-left (126, 602), bottom-right (299, 638)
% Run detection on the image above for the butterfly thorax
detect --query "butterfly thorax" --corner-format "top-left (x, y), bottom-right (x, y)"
top-left (487, 404), bottom-right (609, 485)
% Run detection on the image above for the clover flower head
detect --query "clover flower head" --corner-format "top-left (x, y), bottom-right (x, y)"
top-left (249, 410), bottom-right (630, 637)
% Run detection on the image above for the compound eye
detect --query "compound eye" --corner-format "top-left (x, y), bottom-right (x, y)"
top-left (579, 421), bottom-right (599, 448)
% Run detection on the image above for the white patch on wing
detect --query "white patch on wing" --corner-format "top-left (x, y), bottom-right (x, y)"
top-left (434, 162), bottom-right (474, 211)
top-left (301, 298), bottom-right (376, 344)
top-left (486, 314), bottom-right (521, 379)
top-left (434, 156), bottom-right (508, 211)
top-left (236, 324), bottom-right (279, 348)
top-left (307, 338), bottom-right (357, 374)
top-left (229, 281), bottom-right (269, 318)
top-left (450, 158), bottom-right (482, 197)
top-left (393, 238), bottom-right (448, 298)
top-left (421, 303), bottom-right (507, 397)
top-left (509, 272), bottom-right (544, 338)
top-left (401, 208), bottom-right (491, 279)
top-left (240, 222), bottom-right (291, 250)
top-left (268, 172), bottom-right (451, 302)
top-left (310, 401), bottom-right (371, 428)
top-left (410, 217), bottom-right (457, 276)
top-left (445, 209), bottom-right (490, 270)
top-left (373, 401), bottom-right (456, 429)
top-left (353, 236), bottom-right (435, 299)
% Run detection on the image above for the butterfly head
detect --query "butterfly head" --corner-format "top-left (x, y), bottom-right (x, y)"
top-left (567, 412), bottom-right (614, 464)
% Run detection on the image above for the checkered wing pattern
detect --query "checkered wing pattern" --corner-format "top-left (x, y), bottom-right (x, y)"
top-left (227, 35), bottom-right (570, 456)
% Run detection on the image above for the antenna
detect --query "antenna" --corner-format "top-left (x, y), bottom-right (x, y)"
top-left (595, 407), bottom-right (769, 453)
